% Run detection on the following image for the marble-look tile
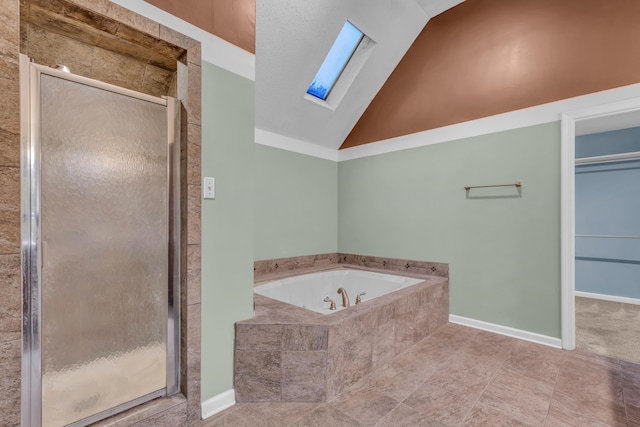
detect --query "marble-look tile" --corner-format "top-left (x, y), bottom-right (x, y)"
top-left (372, 320), bottom-right (395, 368)
top-left (0, 167), bottom-right (19, 254)
top-left (326, 336), bottom-right (345, 399)
top-left (565, 348), bottom-right (622, 372)
top-left (329, 389), bottom-right (399, 426)
top-left (281, 351), bottom-right (327, 394)
top-left (461, 402), bottom-right (530, 427)
top-left (621, 360), bottom-right (640, 381)
top-left (91, 46), bottom-right (146, 91)
top-left (149, 49), bottom-right (183, 71)
top-left (128, 401), bottom-right (187, 427)
top-left (159, 25), bottom-right (197, 50)
top-left (0, 339), bottom-right (21, 427)
top-left (31, 0), bottom-right (119, 34)
top-left (167, 72), bottom-right (177, 98)
top-left (0, 254), bottom-right (21, 343)
top-left (187, 184), bottom-right (201, 245)
top-left (187, 124), bottom-right (201, 185)
top-left (0, 0), bottom-right (19, 78)
top-left (627, 404), bottom-right (640, 425)
top-left (140, 64), bottom-right (173, 97)
top-left (546, 390), bottom-right (627, 427)
top-left (404, 386), bottom-right (474, 426)
top-left (234, 351), bottom-right (282, 402)
top-left (342, 336), bottom-right (372, 387)
top-left (235, 324), bottom-right (283, 351)
top-left (288, 404), bottom-right (363, 427)
top-left (186, 64), bottom-right (201, 126)
top-left (66, 0), bottom-right (110, 15)
top-left (503, 341), bottom-right (564, 385)
top-left (0, 74), bottom-right (19, 137)
top-left (556, 354), bottom-right (623, 405)
top-left (361, 362), bottom-right (432, 402)
top-left (98, 395), bottom-right (185, 426)
top-left (200, 402), bottom-right (319, 427)
top-left (427, 283), bottom-right (449, 332)
top-left (186, 267), bottom-right (201, 305)
top-left (375, 403), bottom-right (444, 427)
top-left (185, 42), bottom-right (201, 66)
top-left (187, 244), bottom-right (200, 271)
top-left (186, 303), bottom-right (201, 418)
top-left (423, 363), bottom-right (493, 403)
top-left (26, 24), bottom-right (95, 77)
top-left (623, 380), bottom-right (640, 408)
top-left (477, 371), bottom-right (551, 426)
top-left (0, 127), bottom-right (19, 168)
top-left (490, 367), bottom-right (554, 401)
top-left (106, 3), bottom-right (159, 37)
top-left (282, 325), bottom-right (328, 351)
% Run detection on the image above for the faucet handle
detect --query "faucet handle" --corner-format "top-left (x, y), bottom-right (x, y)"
top-left (355, 292), bottom-right (366, 305)
top-left (323, 296), bottom-right (337, 310)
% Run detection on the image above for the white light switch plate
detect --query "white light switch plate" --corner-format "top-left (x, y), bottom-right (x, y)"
top-left (203, 177), bottom-right (215, 199)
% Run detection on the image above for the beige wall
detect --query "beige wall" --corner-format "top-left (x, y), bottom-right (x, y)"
top-left (0, 0), bottom-right (203, 424)
top-left (343, 0), bottom-right (640, 148)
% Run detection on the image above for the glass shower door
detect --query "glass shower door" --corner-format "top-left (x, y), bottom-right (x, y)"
top-left (38, 73), bottom-right (169, 426)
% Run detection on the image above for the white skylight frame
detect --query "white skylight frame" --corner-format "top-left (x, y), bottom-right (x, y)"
top-left (304, 22), bottom-right (376, 111)
top-left (307, 21), bottom-right (365, 101)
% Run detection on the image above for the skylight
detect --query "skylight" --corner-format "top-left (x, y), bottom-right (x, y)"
top-left (307, 21), bottom-right (364, 101)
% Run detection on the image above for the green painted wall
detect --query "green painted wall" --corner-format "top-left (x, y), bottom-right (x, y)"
top-left (338, 122), bottom-right (562, 338)
top-left (254, 144), bottom-right (338, 260)
top-left (201, 61), bottom-right (255, 400)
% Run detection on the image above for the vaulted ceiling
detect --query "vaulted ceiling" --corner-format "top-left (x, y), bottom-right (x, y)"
top-left (143, 0), bottom-right (466, 150)
top-left (255, 0), bottom-right (464, 150)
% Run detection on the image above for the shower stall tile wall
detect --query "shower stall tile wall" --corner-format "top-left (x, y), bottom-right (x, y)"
top-left (0, 1), bottom-right (21, 425)
top-left (0, 0), bottom-right (202, 425)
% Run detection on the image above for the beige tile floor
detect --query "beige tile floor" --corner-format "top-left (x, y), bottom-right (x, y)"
top-left (576, 296), bottom-right (640, 364)
top-left (199, 323), bottom-right (640, 427)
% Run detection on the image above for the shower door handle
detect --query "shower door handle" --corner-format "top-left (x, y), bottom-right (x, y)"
top-left (41, 240), bottom-right (47, 269)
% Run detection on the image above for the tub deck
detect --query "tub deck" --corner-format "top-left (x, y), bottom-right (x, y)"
top-left (234, 264), bottom-right (449, 402)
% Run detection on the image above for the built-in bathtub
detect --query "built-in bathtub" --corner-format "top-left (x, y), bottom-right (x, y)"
top-left (234, 263), bottom-right (449, 402)
top-left (254, 269), bottom-right (424, 314)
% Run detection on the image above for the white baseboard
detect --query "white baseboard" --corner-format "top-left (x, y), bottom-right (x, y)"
top-left (575, 291), bottom-right (640, 306)
top-left (201, 389), bottom-right (236, 420)
top-left (449, 314), bottom-right (562, 349)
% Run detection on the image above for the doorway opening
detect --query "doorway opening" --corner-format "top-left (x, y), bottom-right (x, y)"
top-left (561, 97), bottom-right (640, 353)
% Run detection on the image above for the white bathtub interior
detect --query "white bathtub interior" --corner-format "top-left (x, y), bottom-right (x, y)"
top-left (254, 269), bottom-right (424, 314)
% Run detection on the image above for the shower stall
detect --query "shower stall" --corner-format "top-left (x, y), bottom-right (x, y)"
top-left (20, 56), bottom-right (181, 426)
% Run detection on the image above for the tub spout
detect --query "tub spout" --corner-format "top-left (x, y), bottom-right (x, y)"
top-left (337, 288), bottom-right (350, 307)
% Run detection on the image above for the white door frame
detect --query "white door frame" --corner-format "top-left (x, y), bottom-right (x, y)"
top-left (560, 96), bottom-right (640, 350)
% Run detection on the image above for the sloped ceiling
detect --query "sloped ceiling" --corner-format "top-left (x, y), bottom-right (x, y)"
top-left (255, 0), bottom-right (465, 151)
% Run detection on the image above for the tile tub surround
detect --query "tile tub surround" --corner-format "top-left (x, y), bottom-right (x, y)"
top-left (235, 265), bottom-right (449, 402)
top-left (254, 253), bottom-right (448, 281)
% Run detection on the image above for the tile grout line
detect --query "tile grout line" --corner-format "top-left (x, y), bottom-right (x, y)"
top-left (457, 342), bottom-right (512, 425)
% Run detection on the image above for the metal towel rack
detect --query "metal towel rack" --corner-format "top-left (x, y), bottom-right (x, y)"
top-left (464, 182), bottom-right (522, 191)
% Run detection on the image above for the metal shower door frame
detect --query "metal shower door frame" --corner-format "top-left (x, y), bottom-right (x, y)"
top-left (19, 54), bottom-right (181, 427)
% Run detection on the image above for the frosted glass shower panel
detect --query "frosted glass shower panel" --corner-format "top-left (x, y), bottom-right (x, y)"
top-left (39, 74), bottom-right (168, 426)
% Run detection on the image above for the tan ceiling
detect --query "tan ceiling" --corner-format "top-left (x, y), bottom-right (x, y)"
top-left (144, 0), bottom-right (255, 54)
